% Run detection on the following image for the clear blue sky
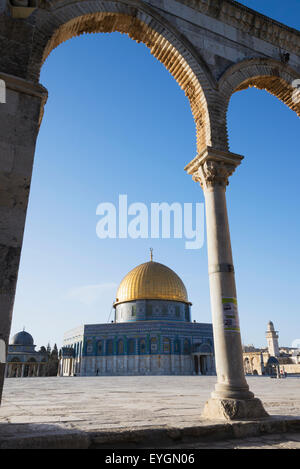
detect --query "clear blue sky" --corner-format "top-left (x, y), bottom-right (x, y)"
top-left (11, 1), bottom-right (300, 350)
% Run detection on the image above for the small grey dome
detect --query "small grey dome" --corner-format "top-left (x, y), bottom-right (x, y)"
top-left (11, 331), bottom-right (34, 346)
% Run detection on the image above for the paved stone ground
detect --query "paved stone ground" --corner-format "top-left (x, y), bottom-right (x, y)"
top-left (166, 432), bottom-right (300, 449)
top-left (0, 376), bottom-right (299, 448)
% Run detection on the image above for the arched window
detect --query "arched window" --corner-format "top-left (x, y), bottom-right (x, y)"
top-left (175, 305), bottom-right (180, 318)
top-left (174, 339), bottom-right (180, 354)
top-left (128, 339), bottom-right (135, 354)
top-left (163, 338), bottom-right (170, 354)
top-left (183, 339), bottom-right (190, 354)
top-left (86, 340), bottom-right (93, 354)
top-left (150, 337), bottom-right (158, 354)
top-left (97, 341), bottom-right (102, 355)
top-left (118, 340), bottom-right (124, 355)
top-left (139, 339), bottom-right (146, 355)
top-left (185, 305), bottom-right (190, 321)
top-left (106, 340), bottom-right (113, 355)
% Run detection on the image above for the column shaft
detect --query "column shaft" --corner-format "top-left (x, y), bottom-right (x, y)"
top-left (204, 185), bottom-right (252, 399)
top-left (0, 74), bottom-right (47, 403)
top-left (185, 148), bottom-right (268, 419)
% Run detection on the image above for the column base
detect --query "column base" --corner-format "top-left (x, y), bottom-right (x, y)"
top-left (202, 397), bottom-right (269, 421)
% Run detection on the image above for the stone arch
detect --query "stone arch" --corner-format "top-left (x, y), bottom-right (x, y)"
top-left (219, 58), bottom-right (300, 148)
top-left (9, 356), bottom-right (19, 363)
top-left (27, 357), bottom-right (37, 363)
top-left (199, 343), bottom-right (212, 354)
top-left (244, 357), bottom-right (251, 374)
top-left (27, 1), bottom-right (217, 154)
top-left (266, 356), bottom-right (279, 376)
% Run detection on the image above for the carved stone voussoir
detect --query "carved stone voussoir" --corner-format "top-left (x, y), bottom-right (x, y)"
top-left (185, 147), bottom-right (244, 190)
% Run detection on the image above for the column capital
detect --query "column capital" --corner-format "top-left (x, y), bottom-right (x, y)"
top-left (184, 147), bottom-right (244, 190)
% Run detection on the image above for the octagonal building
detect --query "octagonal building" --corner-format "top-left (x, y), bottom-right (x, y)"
top-left (60, 256), bottom-right (215, 376)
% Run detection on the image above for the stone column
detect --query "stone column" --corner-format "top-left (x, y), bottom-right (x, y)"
top-left (206, 355), bottom-right (211, 374)
top-left (207, 354), bottom-right (213, 375)
top-left (80, 357), bottom-right (86, 376)
top-left (59, 358), bottom-right (64, 377)
top-left (197, 355), bottom-right (201, 375)
top-left (21, 364), bottom-right (24, 378)
top-left (0, 73), bottom-right (47, 403)
top-left (185, 147), bottom-right (268, 420)
top-left (69, 358), bottom-right (73, 376)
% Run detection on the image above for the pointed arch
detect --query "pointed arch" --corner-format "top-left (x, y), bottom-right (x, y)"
top-left (27, 1), bottom-right (218, 154)
top-left (218, 58), bottom-right (300, 148)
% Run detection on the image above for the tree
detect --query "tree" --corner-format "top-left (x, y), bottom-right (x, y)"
top-left (51, 343), bottom-right (58, 357)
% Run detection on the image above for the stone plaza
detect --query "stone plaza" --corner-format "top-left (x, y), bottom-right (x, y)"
top-left (0, 375), bottom-right (300, 448)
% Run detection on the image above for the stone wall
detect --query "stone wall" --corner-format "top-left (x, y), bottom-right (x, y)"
top-left (79, 354), bottom-right (194, 376)
top-left (115, 300), bottom-right (190, 323)
top-left (280, 364), bottom-right (300, 375)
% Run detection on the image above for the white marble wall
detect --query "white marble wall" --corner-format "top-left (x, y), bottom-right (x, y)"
top-left (64, 354), bottom-right (194, 376)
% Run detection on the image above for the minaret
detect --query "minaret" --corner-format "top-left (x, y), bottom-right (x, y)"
top-left (266, 321), bottom-right (280, 357)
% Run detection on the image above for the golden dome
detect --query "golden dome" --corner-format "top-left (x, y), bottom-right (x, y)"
top-left (114, 261), bottom-right (189, 306)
